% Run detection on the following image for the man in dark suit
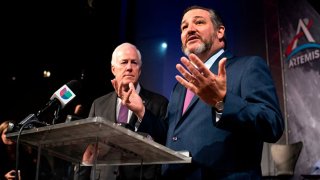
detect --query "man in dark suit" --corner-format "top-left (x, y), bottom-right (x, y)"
top-left (120, 5), bottom-right (285, 180)
top-left (76, 42), bottom-right (168, 180)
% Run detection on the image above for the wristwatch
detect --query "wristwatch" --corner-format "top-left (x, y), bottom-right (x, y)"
top-left (214, 101), bottom-right (224, 112)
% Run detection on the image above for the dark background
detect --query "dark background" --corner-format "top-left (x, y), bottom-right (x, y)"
top-left (0, 0), bottom-right (263, 122)
top-left (1, 0), bottom-right (126, 121)
top-left (0, 0), bottom-right (319, 123)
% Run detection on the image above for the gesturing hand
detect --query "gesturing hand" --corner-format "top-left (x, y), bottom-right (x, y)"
top-left (175, 53), bottom-right (227, 106)
top-left (111, 79), bottom-right (145, 119)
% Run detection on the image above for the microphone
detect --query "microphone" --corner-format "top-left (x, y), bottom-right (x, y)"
top-left (37, 80), bottom-right (81, 116)
top-left (50, 80), bottom-right (81, 108)
top-left (7, 80), bottom-right (82, 133)
top-left (7, 114), bottom-right (44, 133)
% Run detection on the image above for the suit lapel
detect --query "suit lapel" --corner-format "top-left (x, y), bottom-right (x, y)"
top-left (127, 88), bottom-right (148, 128)
top-left (209, 50), bottom-right (233, 73)
top-left (107, 92), bottom-right (118, 123)
top-left (139, 88), bottom-right (148, 107)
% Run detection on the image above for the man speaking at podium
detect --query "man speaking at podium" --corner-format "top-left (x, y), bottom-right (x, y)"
top-left (116, 5), bottom-right (284, 180)
top-left (76, 42), bottom-right (168, 180)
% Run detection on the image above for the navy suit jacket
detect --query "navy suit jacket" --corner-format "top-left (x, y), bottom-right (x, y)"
top-left (140, 51), bottom-right (284, 180)
top-left (77, 86), bottom-right (168, 180)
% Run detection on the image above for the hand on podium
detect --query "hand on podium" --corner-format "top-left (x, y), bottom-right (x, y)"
top-left (82, 143), bottom-right (99, 166)
top-left (5, 170), bottom-right (21, 180)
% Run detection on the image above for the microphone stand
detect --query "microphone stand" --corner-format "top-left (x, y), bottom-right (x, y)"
top-left (15, 119), bottom-right (46, 180)
top-left (52, 103), bottom-right (61, 125)
top-left (36, 99), bottom-right (58, 118)
top-left (12, 109), bottom-right (51, 180)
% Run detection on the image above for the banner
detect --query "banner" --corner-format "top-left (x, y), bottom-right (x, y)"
top-left (279, 0), bottom-right (320, 175)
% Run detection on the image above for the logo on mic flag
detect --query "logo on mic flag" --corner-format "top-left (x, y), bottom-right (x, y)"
top-left (51, 85), bottom-right (76, 108)
top-left (59, 87), bottom-right (73, 100)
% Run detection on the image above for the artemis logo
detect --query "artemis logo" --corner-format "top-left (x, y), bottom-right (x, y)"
top-left (285, 18), bottom-right (320, 68)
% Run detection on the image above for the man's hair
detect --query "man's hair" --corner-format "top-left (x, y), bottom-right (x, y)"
top-left (183, 5), bottom-right (227, 47)
top-left (111, 42), bottom-right (142, 66)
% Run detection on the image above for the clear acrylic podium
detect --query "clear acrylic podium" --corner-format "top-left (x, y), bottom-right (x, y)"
top-left (6, 117), bottom-right (191, 166)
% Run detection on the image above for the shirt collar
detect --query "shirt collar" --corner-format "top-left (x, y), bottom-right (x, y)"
top-left (205, 49), bottom-right (224, 69)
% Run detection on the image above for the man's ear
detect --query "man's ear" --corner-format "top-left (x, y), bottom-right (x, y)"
top-left (111, 65), bottom-right (116, 76)
top-left (217, 25), bottom-right (225, 40)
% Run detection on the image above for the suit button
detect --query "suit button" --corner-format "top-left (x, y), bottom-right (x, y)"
top-left (172, 136), bottom-right (178, 141)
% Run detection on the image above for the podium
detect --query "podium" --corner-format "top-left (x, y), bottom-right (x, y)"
top-left (6, 117), bottom-right (191, 166)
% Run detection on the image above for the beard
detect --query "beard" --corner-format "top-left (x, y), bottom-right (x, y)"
top-left (182, 40), bottom-right (212, 56)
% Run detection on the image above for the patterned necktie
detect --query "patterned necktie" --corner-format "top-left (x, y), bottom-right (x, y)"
top-left (182, 89), bottom-right (194, 114)
top-left (118, 104), bottom-right (129, 123)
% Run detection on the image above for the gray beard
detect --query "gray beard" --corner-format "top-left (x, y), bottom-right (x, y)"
top-left (183, 43), bottom-right (207, 56)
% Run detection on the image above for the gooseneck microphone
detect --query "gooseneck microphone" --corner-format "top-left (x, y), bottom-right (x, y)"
top-left (37, 80), bottom-right (81, 117)
top-left (7, 80), bottom-right (81, 133)
top-left (7, 80), bottom-right (81, 180)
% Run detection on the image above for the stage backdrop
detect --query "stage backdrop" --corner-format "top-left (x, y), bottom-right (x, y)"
top-left (279, 0), bottom-right (320, 175)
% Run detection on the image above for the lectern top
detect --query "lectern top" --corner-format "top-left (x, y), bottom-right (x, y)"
top-left (6, 117), bottom-right (191, 165)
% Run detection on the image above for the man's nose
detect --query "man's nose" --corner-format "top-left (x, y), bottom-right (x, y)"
top-left (125, 62), bottom-right (133, 70)
top-left (186, 23), bottom-right (193, 29)
top-left (187, 24), bottom-right (197, 34)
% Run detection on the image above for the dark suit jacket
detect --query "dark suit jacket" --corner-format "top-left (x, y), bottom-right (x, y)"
top-left (140, 51), bottom-right (285, 180)
top-left (77, 86), bottom-right (168, 180)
